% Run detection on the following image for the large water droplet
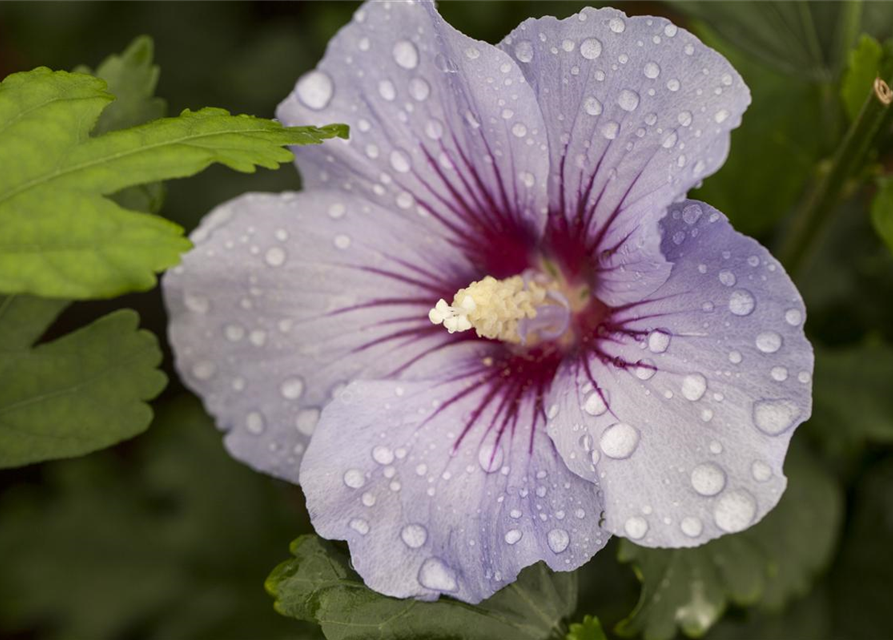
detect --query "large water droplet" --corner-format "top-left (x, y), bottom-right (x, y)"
top-left (718, 270), bottom-right (736, 287)
top-left (349, 518), bottom-right (370, 535)
top-left (634, 359), bottom-right (656, 380)
top-left (393, 40), bottom-right (419, 69)
top-left (378, 79), bottom-right (396, 101)
top-left (785, 309), bottom-right (803, 326)
top-left (600, 423), bottom-right (639, 459)
top-left (681, 373), bottom-right (707, 401)
top-left (691, 462), bottom-right (726, 496)
top-left (583, 391), bottom-right (608, 416)
top-left (751, 460), bottom-right (772, 482)
top-left (280, 377), bottom-right (304, 400)
top-left (389, 149), bottom-right (411, 173)
top-left (643, 61), bottom-right (661, 79)
top-left (755, 331), bottom-right (782, 353)
top-left (584, 96), bottom-right (603, 116)
top-left (580, 38), bottom-right (602, 60)
top-left (617, 89), bottom-right (640, 111)
top-left (296, 409), bottom-right (319, 436)
top-left (624, 516), bottom-right (648, 539)
top-left (608, 17), bottom-right (626, 33)
top-left (647, 330), bottom-right (671, 353)
top-left (753, 399), bottom-right (800, 435)
top-left (714, 490), bottom-right (756, 532)
top-left (343, 468), bottom-right (365, 489)
top-left (401, 524), bottom-right (428, 548)
top-left (729, 290), bottom-right (756, 316)
top-left (296, 70), bottom-right (334, 110)
top-left (680, 516), bottom-right (703, 537)
top-left (418, 558), bottom-right (458, 592)
top-left (514, 40), bottom-right (534, 63)
top-left (478, 443), bottom-right (504, 473)
top-left (504, 529), bottom-right (523, 545)
top-left (372, 445), bottom-right (394, 465)
top-left (409, 77), bottom-right (430, 101)
top-left (547, 529), bottom-right (570, 553)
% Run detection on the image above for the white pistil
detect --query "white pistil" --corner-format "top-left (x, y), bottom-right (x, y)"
top-left (429, 275), bottom-right (560, 344)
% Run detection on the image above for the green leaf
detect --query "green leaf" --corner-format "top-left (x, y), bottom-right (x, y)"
top-left (74, 35), bottom-right (166, 135)
top-left (0, 396), bottom-right (309, 640)
top-left (841, 35), bottom-right (885, 122)
top-left (567, 615), bottom-right (608, 640)
top-left (871, 177), bottom-right (893, 254)
top-left (691, 26), bottom-right (825, 236)
top-left (0, 295), bottom-right (166, 468)
top-left (75, 35), bottom-right (169, 213)
top-left (267, 535), bottom-right (578, 640)
top-left (615, 445), bottom-right (842, 640)
top-left (808, 340), bottom-right (893, 454)
top-left (0, 67), bottom-right (348, 299)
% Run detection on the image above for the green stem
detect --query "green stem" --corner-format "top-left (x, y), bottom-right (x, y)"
top-left (778, 77), bottom-right (893, 276)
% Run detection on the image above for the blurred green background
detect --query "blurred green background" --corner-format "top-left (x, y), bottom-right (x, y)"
top-left (1, 2), bottom-right (892, 640)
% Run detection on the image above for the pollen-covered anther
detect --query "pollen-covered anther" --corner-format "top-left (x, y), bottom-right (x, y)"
top-left (428, 275), bottom-right (569, 344)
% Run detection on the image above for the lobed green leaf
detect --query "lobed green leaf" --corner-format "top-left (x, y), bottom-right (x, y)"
top-left (567, 615), bottom-right (608, 640)
top-left (0, 67), bottom-right (348, 299)
top-left (266, 535), bottom-right (577, 640)
top-left (0, 295), bottom-right (166, 468)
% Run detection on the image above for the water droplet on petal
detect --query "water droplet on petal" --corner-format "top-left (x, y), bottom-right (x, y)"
top-left (378, 79), bottom-right (396, 101)
top-left (755, 331), bottom-right (782, 353)
top-left (389, 149), bottom-right (411, 173)
top-left (718, 270), bottom-right (736, 287)
top-left (583, 391), bottom-right (608, 416)
top-left (624, 516), bottom-right (648, 539)
top-left (409, 77), bottom-right (430, 101)
top-left (296, 70), bottom-right (333, 110)
top-left (602, 121), bottom-right (619, 139)
top-left (600, 423), bottom-right (639, 459)
top-left (580, 38), bottom-right (602, 60)
top-left (343, 468), bottom-right (365, 489)
top-left (691, 462), bottom-right (726, 496)
top-left (648, 330), bottom-right (671, 353)
top-left (714, 490), bottom-right (756, 532)
top-left (548, 529), bottom-right (570, 553)
top-left (751, 461), bottom-right (772, 482)
top-left (401, 524), bottom-right (428, 548)
top-left (643, 61), bottom-right (661, 79)
top-left (296, 409), bottom-right (319, 436)
top-left (753, 399), bottom-right (800, 435)
top-left (771, 366), bottom-right (788, 382)
top-left (280, 377), bottom-right (304, 400)
top-left (514, 40), bottom-right (534, 63)
top-left (349, 518), bottom-right (370, 535)
top-left (478, 443), bottom-right (504, 473)
top-left (617, 89), bottom-right (640, 111)
top-left (681, 373), bottom-right (707, 401)
top-left (680, 516), bottom-right (702, 537)
top-left (634, 359), bottom-right (656, 380)
top-left (715, 109), bottom-right (730, 123)
top-left (246, 411), bottom-right (265, 434)
top-left (418, 558), bottom-right (458, 592)
top-left (729, 290), bottom-right (755, 316)
top-left (608, 17), bottom-right (625, 33)
top-left (372, 446), bottom-right (394, 465)
top-left (504, 529), bottom-right (523, 545)
top-left (392, 40), bottom-right (419, 69)
top-left (584, 96), bottom-right (603, 116)
top-left (785, 309), bottom-right (803, 326)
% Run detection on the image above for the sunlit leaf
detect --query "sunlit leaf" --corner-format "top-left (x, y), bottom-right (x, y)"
top-left (0, 67), bottom-right (348, 299)
top-left (567, 615), bottom-right (608, 640)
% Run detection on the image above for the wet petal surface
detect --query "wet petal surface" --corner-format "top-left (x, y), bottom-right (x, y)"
top-left (500, 7), bottom-right (750, 304)
top-left (277, 0), bottom-right (551, 276)
top-left (300, 375), bottom-right (608, 603)
top-left (163, 191), bottom-right (475, 482)
top-left (546, 200), bottom-right (812, 546)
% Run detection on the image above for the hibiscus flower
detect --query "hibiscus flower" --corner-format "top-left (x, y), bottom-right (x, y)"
top-left (164, 1), bottom-right (813, 604)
